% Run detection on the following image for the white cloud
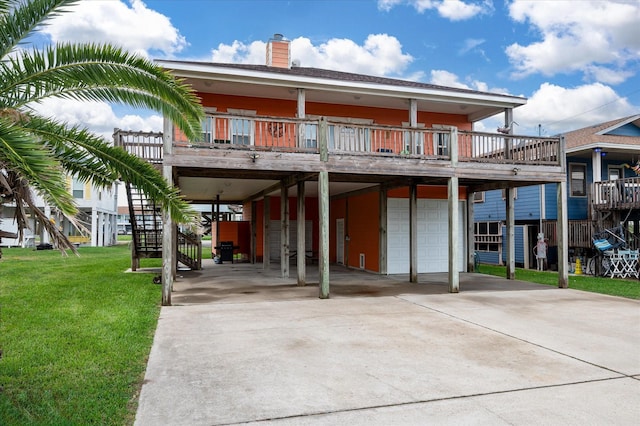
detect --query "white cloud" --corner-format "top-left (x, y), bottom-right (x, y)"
top-left (41, 0), bottom-right (187, 58)
top-left (507, 0), bottom-right (640, 83)
top-left (481, 82), bottom-right (637, 135)
top-left (212, 34), bottom-right (414, 77)
top-left (429, 70), bottom-right (510, 94)
top-left (378, 0), bottom-right (493, 20)
top-left (33, 99), bottom-right (162, 141)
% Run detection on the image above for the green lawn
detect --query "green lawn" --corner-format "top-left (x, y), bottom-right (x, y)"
top-left (478, 264), bottom-right (640, 299)
top-left (0, 245), bottom-right (161, 425)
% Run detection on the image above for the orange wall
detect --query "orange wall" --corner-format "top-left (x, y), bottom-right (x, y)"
top-left (330, 192), bottom-right (380, 272)
top-left (211, 221), bottom-right (250, 257)
top-left (196, 93), bottom-right (473, 128)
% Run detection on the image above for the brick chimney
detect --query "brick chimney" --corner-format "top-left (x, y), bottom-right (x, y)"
top-left (266, 33), bottom-right (291, 68)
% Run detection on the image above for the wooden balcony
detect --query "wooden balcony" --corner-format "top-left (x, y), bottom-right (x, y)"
top-left (592, 177), bottom-right (640, 211)
top-left (115, 114), bottom-right (564, 189)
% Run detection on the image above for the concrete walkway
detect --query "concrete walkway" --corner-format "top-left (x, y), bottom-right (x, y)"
top-left (135, 263), bottom-right (640, 425)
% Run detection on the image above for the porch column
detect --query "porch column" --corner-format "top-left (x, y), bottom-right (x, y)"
top-left (592, 149), bottom-right (602, 183)
top-left (263, 196), bottom-right (271, 269)
top-left (251, 201), bottom-right (257, 264)
top-left (557, 182), bottom-right (569, 288)
top-left (43, 205), bottom-right (51, 244)
top-left (100, 211), bottom-right (106, 247)
top-left (280, 182), bottom-right (290, 278)
top-left (379, 186), bottom-right (388, 275)
top-left (91, 207), bottom-right (98, 246)
top-left (318, 170), bottom-right (330, 299)
top-left (467, 191), bottom-right (476, 272)
top-left (409, 181), bottom-right (418, 283)
top-left (448, 176), bottom-right (460, 292)
top-left (506, 187), bottom-right (516, 280)
top-left (297, 180), bottom-right (306, 286)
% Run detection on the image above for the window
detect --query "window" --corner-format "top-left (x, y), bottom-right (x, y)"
top-left (200, 115), bottom-right (214, 143)
top-left (608, 166), bottom-right (622, 181)
top-left (304, 124), bottom-right (317, 148)
top-left (473, 192), bottom-right (485, 203)
top-left (570, 163), bottom-right (587, 196)
top-left (72, 178), bottom-right (84, 199)
top-left (230, 118), bottom-right (252, 145)
top-left (474, 221), bottom-right (502, 252)
top-left (432, 125), bottom-right (450, 156)
top-left (403, 130), bottom-right (424, 154)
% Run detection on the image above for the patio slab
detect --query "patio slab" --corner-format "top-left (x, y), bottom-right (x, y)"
top-left (135, 263), bottom-right (640, 425)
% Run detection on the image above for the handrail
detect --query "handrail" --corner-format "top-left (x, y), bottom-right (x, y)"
top-left (163, 112), bottom-right (564, 167)
top-left (592, 177), bottom-right (640, 209)
top-left (177, 231), bottom-right (202, 270)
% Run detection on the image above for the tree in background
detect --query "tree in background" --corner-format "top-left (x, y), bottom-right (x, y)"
top-left (0, 0), bottom-right (204, 252)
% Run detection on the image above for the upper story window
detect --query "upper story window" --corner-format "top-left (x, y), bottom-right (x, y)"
top-left (200, 115), bottom-right (214, 143)
top-left (570, 163), bottom-right (587, 196)
top-left (72, 178), bottom-right (84, 199)
top-left (230, 118), bottom-right (252, 145)
top-left (608, 166), bottom-right (623, 181)
top-left (304, 124), bottom-right (318, 148)
top-left (402, 122), bottom-right (424, 155)
top-left (473, 192), bottom-right (485, 203)
top-left (432, 125), bottom-right (450, 156)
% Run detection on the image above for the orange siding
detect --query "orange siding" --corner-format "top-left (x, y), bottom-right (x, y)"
top-left (211, 221), bottom-right (250, 258)
top-left (347, 192), bottom-right (380, 272)
top-left (330, 193), bottom-right (380, 272)
top-left (198, 93), bottom-right (297, 117)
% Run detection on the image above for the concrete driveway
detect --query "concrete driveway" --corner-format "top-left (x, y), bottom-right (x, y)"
top-left (135, 263), bottom-right (640, 425)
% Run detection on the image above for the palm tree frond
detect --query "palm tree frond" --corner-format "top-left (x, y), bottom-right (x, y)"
top-left (0, 0), bottom-right (78, 58)
top-left (0, 117), bottom-right (77, 217)
top-left (2, 43), bottom-right (204, 139)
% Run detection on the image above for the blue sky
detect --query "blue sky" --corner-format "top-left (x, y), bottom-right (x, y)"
top-left (35, 0), bottom-right (640, 138)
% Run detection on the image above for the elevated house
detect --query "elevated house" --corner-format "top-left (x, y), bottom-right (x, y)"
top-left (0, 175), bottom-right (118, 248)
top-left (474, 115), bottom-right (640, 268)
top-left (116, 34), bottom-right (569, 305)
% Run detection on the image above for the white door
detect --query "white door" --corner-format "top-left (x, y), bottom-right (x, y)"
top-left (386, 198), bottom-right (465, 274)
top-left (336, 218), bottom-right (345, 265)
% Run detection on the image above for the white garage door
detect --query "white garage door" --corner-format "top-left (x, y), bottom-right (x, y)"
top-left (387, 198), bottom-right (465, 274)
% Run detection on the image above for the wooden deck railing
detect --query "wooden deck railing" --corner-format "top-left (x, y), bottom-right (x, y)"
top-left (113, 129), bottom-right (164, 164)
top-left (163, 113), bottom-right (563, 167)
top-left (592, 177), bottom-right (640, 210)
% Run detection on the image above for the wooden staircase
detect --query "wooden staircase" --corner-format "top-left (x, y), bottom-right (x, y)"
top-left (114, 129), bottom-right (201, 271)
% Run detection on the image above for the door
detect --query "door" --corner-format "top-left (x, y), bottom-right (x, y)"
top-left (336, 218), bottom-right (345, 265)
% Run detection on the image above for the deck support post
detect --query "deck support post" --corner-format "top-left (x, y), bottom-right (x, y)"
top-left (280, 182), bottom-right (290, 278)
top-left (557, 181), bottom-right (569, 288)
top-left (506, 187), bottom-right (516, 280)
top-left (263, 196), bottom-right (271, 269)
top-left (379, 186), bottom-right (388, 275)
top-left (161, 119), bottom-right (174, 306)
top-left (467, 190), bottom-right (475, 272)
top-left (448, 176), bottom-right (460, 292)
top-left (297, 180), bottom-right (306, 286)
top-left (409, 181), bottom-right (418, 283)
top-left (251, 201), bottom-right (257, 264)
top-left (318, 170), bottom-right (330, 298)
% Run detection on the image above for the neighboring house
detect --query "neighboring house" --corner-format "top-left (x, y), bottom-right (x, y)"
top-left (474, 115), bottom-right (640, 268)
top-left (117, 34), bottom-right (569, 304)
top-left (0, 175), bottom-right (119, 247)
